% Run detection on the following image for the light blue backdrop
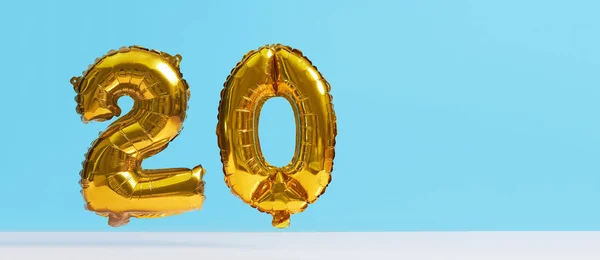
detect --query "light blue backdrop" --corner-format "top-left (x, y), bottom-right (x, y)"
top-left (1, 0), bottom-right (599, 231)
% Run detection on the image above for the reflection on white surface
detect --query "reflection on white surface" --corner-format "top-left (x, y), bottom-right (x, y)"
top-left (1, 232), bottom-right (600, 260)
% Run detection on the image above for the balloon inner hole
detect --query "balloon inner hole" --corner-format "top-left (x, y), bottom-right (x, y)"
top-left (117, 95), bottom-right (134, 116)
top-left (257, 97), bottom-right (296, 168)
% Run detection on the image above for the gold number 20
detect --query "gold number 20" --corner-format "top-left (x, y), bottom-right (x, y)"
top-left (71, 44), bottom-right (336, 228)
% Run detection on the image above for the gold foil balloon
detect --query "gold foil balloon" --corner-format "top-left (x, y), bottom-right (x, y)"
top-left (71, 46), bottom-right (206, 227)
top-left (217, 44), bottom-right (337, 228)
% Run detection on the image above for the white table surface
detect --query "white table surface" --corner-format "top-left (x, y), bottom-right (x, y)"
top-left (1, 232), bottom-right (599, 260)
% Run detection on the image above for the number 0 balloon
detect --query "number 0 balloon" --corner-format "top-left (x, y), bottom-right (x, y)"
top-left (71, 46), bottom-right (206, 227)
top-left (217, 44), bottom-right (337, 228)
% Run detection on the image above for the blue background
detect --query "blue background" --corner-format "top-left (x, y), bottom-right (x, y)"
top-left (1, 0), bottom-right (599, 231)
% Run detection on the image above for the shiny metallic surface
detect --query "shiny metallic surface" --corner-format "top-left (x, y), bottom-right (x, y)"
top-left (71, 46), bottom-right (205, 227)
top-left (217, 44), bottom-right (337, 228)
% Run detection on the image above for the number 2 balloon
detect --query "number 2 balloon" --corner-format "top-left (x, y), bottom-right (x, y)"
top-left (71, 46), bottom-right (206, 227)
